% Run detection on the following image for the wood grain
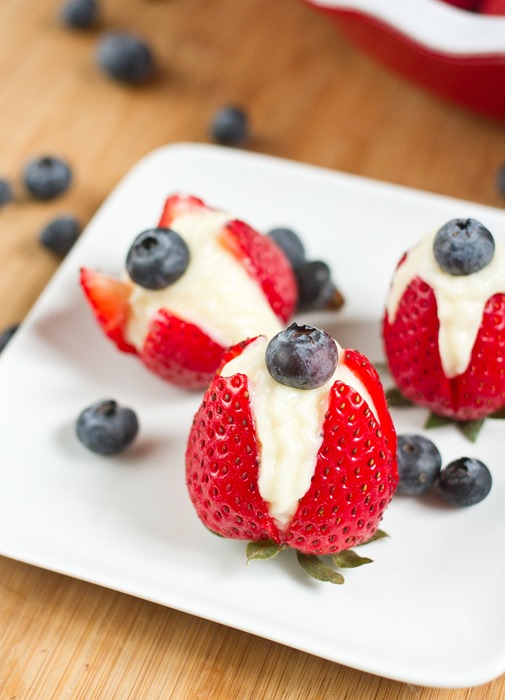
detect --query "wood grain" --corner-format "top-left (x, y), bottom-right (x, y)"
top-left (1, 0), bottom-right (505, 697)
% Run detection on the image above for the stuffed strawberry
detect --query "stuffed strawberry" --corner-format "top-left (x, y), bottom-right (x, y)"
top-left (383, 218), bottom-right (505, 421)
top-left (186, 323), bottom-right (397, 579)
top-left (80, 194), bottom-right (298, 389)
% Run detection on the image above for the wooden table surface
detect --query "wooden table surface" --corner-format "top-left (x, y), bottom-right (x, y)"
top-left (2, 0), bottom-right (505, 697)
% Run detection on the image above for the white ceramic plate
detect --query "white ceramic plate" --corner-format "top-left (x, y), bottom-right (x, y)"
top-left (1, 143), bottom-right (505, 689)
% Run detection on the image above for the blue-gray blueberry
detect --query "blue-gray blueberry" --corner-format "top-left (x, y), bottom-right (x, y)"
top-left (76, 399), bottom-right (139, 456)
top-left (126, 228), bottom-right (190, 290)
top-left (265, 323), bottom-right (338, 390)
top-left (23, 156), bottom-right (72, 200)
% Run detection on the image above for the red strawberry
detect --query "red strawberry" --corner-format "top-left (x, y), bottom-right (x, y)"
top-left (80, 194), bottom-right (298, 388)
top-left (80, 267), bottom-right (137, 354)
top-left (185, 332), bottom-right (397, 556)
top-left (158, 193), bottom-right (208, 227)
top-left (384, 278), bottom-right (505, 420)
top-left (140, 310), bottom-right (226, 389)
top-left (220, 219), bottom-right (297, 323)
top-left (383, 223), bottom-right (505, 421)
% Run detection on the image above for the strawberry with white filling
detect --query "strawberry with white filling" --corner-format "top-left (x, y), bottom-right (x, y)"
top-left (383, 218), bottom-right (505, 421)
top-left (80, 194), bottom-right (297, 389)
top-left (185, 324), bottom-right (397, 571)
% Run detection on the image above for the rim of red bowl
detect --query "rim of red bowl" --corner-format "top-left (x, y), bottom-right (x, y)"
top-left (305, 0), bottom-right (505, 56)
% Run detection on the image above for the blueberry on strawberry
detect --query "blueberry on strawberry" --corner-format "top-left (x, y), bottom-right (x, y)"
top-left (396, 434), bottom-right (442, 496)
top-left (265, 323), bottom-right (338, 389)
top-left (23, 156), bottom-right (72, 200)
top-left (186, 328), bottom-right (397, 581)
top-left (97, 33), bottom-right (154, 84)
top-left (436, 457), bottom-right (492, 507)
top-left (76, 399), bottom-right (139, 455)
top-left (433, 219), bottom-right (495, 276)
top-left (126, 228), bottom-right (190, 290)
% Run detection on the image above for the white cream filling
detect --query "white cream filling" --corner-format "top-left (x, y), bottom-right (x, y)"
top-left (124, 211), bottom-right (283, 350)
top-left (386, 230), bottom-right (505, 378)
top-left (221, 337), bottom-right (378, 532)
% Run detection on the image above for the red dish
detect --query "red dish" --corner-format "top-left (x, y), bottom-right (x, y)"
top-left (304, 0), bottom-right (505, 122)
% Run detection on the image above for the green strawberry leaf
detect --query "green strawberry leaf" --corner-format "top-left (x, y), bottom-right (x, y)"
top-left (246, 540), bottom-right (281, 562)
top-left (358, 529), bottom-right (389, 546)
top-left (424, 413), bottom-right (454, 430)
top-left (489, 408), bottom-right (505, 419)
top-left (385, 387), bottom-right (414, 407)
top-left (458, 419), bottom-right (485, 443)
top-left (332, 550), bottom-right (373, 569)
top-left (296, 552), bottom-right (345, 584)
top-left (424, 412), bottom-right (486, 442)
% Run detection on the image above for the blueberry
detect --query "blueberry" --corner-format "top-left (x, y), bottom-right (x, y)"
top-left (267, 227), bottom-right (306, 269)
top-left (76, 399), bottom-right (139, 456)
top-left (39, 215), bottom-right (80, 256)
top-left (295, 260), bottom-right (336, 310)
top-left (210, 106), bottom-right (249, 146)
top-left (436, 457), bottom-right (492, 507)
top-left (396, 434), bottom-right (442, 496)
top-left (126, 228), bottom-right (190, 290)
top-left (0, 324), bottom-right (19, 353)
top-left (0, 179), bottom-right (13, 207)
top-left (97, 33), bottom-right (154, 84)
top-left (60, 0), bottom-right (98, 29)
top-left (433, 218), bottom-right (495, 275)
top-left (23, 156), bottom-right (72, 200)
top-left (265, 323), bottom-right (338, 390)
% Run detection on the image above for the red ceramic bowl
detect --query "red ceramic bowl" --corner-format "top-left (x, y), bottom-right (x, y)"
top-left (303, 0), bottom-right (505, 122)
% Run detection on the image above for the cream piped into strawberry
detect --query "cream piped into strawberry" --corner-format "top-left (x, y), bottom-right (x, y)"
top-left (383, 218), bottom-right (505, 421)
top-left (80, 194), bottom-right (298, 389)
top-left (185, 324), bottom-right (397, 565)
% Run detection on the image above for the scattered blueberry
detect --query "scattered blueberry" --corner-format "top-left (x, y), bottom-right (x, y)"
top-left (295, 260), bottom-right (337, 310)
top-left (39, 215), bottom-right (80, 256)
top-left (396, 434), bottom-right (442, 496)
top-left (437, 457), bottom-right (492, 507)
top-left (76, 399), bottom-right (139, 456)
top-left (60, 0), bottom-right (98, 29)
top-left (210, 106), bottom-right (249, 146)
top-left (267, 227), bottom-right (306, 269)
top-left (0, 179), bottom-right (13, 207)
top-left (0, 324), bottom-right (19, 353)
top-left (97, 33), bottom-right (154, 84)
top-left (433, 218), bottom-right (495, 275)
top-left (23, 156), bottom-right (72, 200)
top-left (126, 228), bottom-right (190, 290)
top-left (265, 323), bottom-right (338, 390)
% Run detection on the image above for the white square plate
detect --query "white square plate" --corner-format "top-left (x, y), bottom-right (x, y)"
top-left (1, 143), bottom-right (505, 688)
